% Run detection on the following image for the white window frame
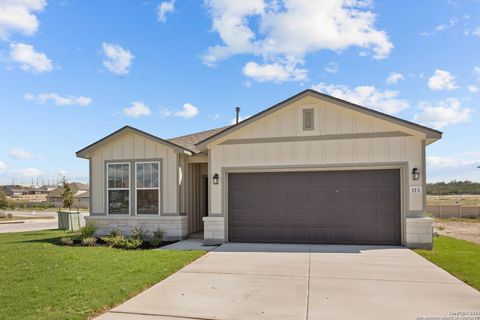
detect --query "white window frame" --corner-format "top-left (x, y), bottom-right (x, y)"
top-left (135, 161), bottom-right (161, 215)
top-left (106, 162), bottom-right (131, 215)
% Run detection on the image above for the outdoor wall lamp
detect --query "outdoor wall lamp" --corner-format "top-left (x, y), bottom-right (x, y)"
top-left (412, 168), bottom-right (420, 180)
top-left (212, 173), bottom-right (219, 185)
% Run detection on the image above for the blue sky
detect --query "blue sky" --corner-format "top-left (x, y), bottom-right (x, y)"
top-left (0, 0), bottom-right (479, 185)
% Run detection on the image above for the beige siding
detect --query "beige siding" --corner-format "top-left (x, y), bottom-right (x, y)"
top-left (90, 132), bottom-right (178, 215)
top-left (208, 96), bottom-right (425, 216)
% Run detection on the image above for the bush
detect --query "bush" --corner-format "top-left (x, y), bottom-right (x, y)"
top-left (80, 224), bottom-right (96, 239)
top-left (59, 237), bottom-right (74, 245)
top-left (81, 237), bottom-right (97, 246)
top-left (131, 226), bottom-right (149, 241)
top-left (149, 229), bottom-right (164, 247)
top-left (100, 234), bottom-right (124, 247)
top-left (112, 237), bottom-right (143, 250)
top-left (109, 229), bottom-right (122, 237)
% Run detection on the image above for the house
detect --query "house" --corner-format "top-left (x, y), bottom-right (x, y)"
top-left (47, 182), bottom-right (90, 209)
top-left (1, 185), bottom-right (33, 197)
top-left (76, 89), bottom-right (442, 249)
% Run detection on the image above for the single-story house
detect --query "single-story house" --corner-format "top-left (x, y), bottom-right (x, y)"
top-left (47, 182), bottom-right (90, 209)
top-left (76, 89), bottom-right (442, 249)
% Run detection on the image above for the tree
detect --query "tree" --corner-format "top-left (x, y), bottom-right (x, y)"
top-left (60, 175), bottom-right (74, 212)
top-left (0, 190), bottom-right (8, 209)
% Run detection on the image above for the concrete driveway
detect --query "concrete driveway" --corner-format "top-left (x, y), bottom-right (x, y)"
top-left (97, 243), bottom-right (480, 320)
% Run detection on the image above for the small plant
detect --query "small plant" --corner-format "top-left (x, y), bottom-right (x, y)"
top-left (131, 226), bottom-right (149, 241)
top-left (114, 238), bottom-right (142, 250)
top-left (59, 237), bottom-right (74, 245)
top-left (60, 175), bottom-right (75, 212)
top-left (81, 237), bottom-right (97, 246)
top-left (109, 229), bottom-right (122, 237)
top-left (149, 228), bottom-right (164, 247)
top-left (100, 234), bottom-right (124, 247)
top-left (438, 225), bottom-right (445, 231)
top-left (80, 224), bottom-right (96, 239)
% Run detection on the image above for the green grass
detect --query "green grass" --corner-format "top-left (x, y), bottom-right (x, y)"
top-left (0, 230), bottom-right (205, 320)
top-left (416, 236), bottom-right (480, 291)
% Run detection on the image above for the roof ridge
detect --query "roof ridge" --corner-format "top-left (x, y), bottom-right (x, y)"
top-left (167, 125), bottom-right (231, 141)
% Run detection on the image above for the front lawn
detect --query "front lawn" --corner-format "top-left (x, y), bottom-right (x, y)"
top-left (0, 230), bottom-right (205, 320)
top-left (415, 236), bottom-right (480, 291)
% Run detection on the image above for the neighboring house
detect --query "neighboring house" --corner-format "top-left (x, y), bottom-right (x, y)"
top-left (76, 89), bottom-right (442, 249)
top-left (47, 183), bottom-right (90, 209)
top-left (1, 185), bottom-right (36, 197)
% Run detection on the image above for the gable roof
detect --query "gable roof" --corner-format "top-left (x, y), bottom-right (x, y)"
top-left (196, 89), bottom-right (443, 149)
top-left (167, 126), bottom-right (230, 154)
top-left (76, 126), bottom-right (193, 159)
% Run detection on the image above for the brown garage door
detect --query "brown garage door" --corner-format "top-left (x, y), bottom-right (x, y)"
top-left (228, 169), bottom-right (401, 245)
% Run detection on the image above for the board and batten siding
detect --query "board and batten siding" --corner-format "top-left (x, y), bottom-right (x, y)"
top-left (90, 132), bottom-right (178, 215)
top-left (208, 96), bottom-right (425, 216)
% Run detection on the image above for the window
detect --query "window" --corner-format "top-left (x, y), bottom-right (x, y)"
top-left (107, 163), bottom-right (130, 214)
top-left (303, 109), bottom-right (314, 131)
top-left (136, 162), bottom-right (160, 215)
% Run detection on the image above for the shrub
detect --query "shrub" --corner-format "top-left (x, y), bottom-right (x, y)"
top-left (81, 237), bottom-right (97, 246)
top-left (100, 235), bottom-right (124, 247)
top-left (112, 237), bottom-right (143, 250)
top-left (131, 226), bottom-right (149, 241)
top-left (80, 224), bottom-right (96, 239)
top-left (59, 237), bottom-right (74, 245)
top-left (109, 229), bottom-right (122, 237)
top-left (149, 229), bottom-right (164, 247)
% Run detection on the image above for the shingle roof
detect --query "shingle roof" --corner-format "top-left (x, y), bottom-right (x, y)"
top-left (167, 126), bottom-right (231, 153)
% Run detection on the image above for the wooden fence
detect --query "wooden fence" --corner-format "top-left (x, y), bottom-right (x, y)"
top-left (427, 205), bottom-right (480, 218)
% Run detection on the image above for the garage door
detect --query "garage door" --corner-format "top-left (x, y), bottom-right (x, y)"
top-left (228, 169), bottom-right (401, 245)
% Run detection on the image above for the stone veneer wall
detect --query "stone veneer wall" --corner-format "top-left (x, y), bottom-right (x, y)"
top-left (203, 216), bottom-right (225, 245)
top-left (405, 217), bottom-right (433, 249)
top-left (85, 216), bottom-right (188, 241)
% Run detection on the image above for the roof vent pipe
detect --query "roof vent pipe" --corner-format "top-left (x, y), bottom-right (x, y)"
top-left (235, 107), bottom-right (240, 124)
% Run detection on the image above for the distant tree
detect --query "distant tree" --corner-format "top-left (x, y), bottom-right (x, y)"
top-left (427, 180), bottom-right (480, 195)
top-left (60, 175), bottom-right (74, 212)
top-left (0, 190), bottom-right (8, 209)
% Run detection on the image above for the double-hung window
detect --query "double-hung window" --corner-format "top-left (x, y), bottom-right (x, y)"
top-left (136, 162), bottom-right (160, 215)
top-left (107, 163), bottom-right (130, 214)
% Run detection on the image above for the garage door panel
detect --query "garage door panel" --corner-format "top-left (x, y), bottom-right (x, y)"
top-left (228, 170), bottom-right (401, 245)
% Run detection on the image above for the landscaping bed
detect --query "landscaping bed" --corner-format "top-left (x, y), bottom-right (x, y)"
top-left (0, 230), bottom-right (205, 320)
top-left (416, 236), bottom-right (480, 291)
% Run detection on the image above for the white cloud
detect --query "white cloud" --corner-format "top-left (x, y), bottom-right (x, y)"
top-left (472, 26), bottom-right (480, 37)
top-left (386, 72), bottom-right (404, 84)
top-left (474, 66), bottom-right (480, 79)
top-left (242, 61), bottom-right (307, 82)
top-left (312, 82), bottom-right (409, 115)
top-left (0, 0), bottom-right (46, 40)
top-left (468, 85), bottom-right (479, 93)
top-left (414, 98), bottom-right (473, 129)
top-left (420, 17), bottom-right (457, 36)
top-left (18, 168), bottom-right (43, 177)
top-left (9, 148), bottom-right (32, 160)
top-left (121, 101), bottom-right (151, 117)
top-left (9, 42), bottom-right (52, 73)
top-left (174, 103), bottom-right (199, 119)
top-left (25, 93), bottom-right (92, 106)
top-left (324, 62), bottom-right (339, 74)
top-left (0, 161), bottom-right (5, 172)
top-left (426, 151), bottom-right (480, 182)
top-left (102, 42), bottom-right (134, 75)
top-left (203, 0), bottom-right (393, 82)
top-left (157, 0), bottom-right (175, 23)
top-left (427, 69), bottom-right (458, 91)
